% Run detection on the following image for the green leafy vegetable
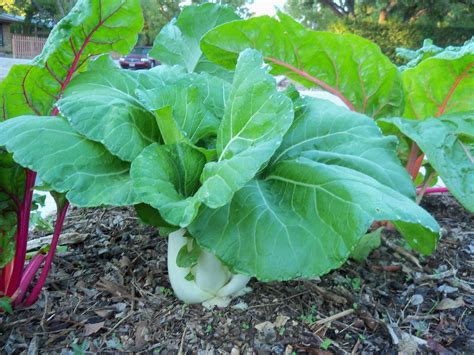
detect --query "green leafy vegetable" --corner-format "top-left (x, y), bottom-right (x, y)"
top-left (350, 228), bottom-right (383, 263)
top-left (380, 113), bottom-right (474, 212)
top-left (0, 0), bottom-right (144, 119)
top-left (0, 211), bottom-right (16, 268)
top-left (0, 2), bottom-right (454, 307)
top-left (57, 69), bottom-right (160, 162)
top-left (188, 98), bottom-right (439, 281)
top-left (131, 49), bottom-right (293, 227)
top-left (402, 38), bottom-right (473, 119)
top-left (151, 3), bottom-right (239, 76)
top-left (201, 12), bottom-right (404, 117)
top-left (0, 297), bottom-right (13, 314)
top-left (0, 116), bottom-right (137, 207)
top-left (0, 0), bottom-right (144, 307)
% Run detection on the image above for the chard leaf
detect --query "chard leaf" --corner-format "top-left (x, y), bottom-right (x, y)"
top-left (0, 150), bottom-right (23, 268)
top-left (0, 0), bottom-right (143, 120)
top-left (57, 68), bottom-right (160, 162)
top-left (0, 149), bottom-right (25, 201)
top-left (0, 116), bottom-right (137, 207)
top-left (380, 113), bottom-right (474, 212)
top-left (131, 49), bottom-right (293, 227)
top-left (151, 3), bottom-right (239, 74)
top-left (402, 39), bottom-right (474, 119)
top-left (201, 13), bottom-right (403, 118)
top-left (0, 211), bottom-right (16, 268)
top-left (189, 100), bottom-right (440, 281)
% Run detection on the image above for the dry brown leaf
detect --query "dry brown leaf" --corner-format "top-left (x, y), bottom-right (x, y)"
top-left (84, 321), bottom-right (105, 336)
top-left (94, 309), bottom-right (114, 318)
top-left (134, 321), bottom-right (149, 350)
top-left (274, 315), bottom-right (290, 327)
top-left (255, 321), bottom-right (275, 332)
top-left (436, 296), bottom-right (465, 310)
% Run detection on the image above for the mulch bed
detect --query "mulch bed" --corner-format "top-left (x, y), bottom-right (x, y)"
top-left (1, 194), bottom-right (473, 354)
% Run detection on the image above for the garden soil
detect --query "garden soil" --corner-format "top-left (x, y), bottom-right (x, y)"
top-left (1, 194), bottom-right (472, 354)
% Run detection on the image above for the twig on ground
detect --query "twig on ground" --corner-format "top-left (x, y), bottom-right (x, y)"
top-left (382, 236), bottom-right (422, 269)
top-left (27, 232), bottom-right (88, 251)
top-left (105, 311), bottom-right (137, 336)
top-left (304, 282), bottom-right (348, 305)
top-left (178, 327), bottom-right (187, 355)
top-left (313, 309), bottom-right (355, 327)
top-left (351, 338), bottom-right (361, 355)
top-left (385, 323), bottom-right (400, 345)
top-left (247, 291), bottom-right (310, 309)
top-left (40, 290), bottom-right (49, 332)
top-left (414, 269), bottom-right (456, 282)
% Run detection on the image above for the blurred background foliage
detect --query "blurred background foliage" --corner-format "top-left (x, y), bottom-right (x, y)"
top-left (1, 0), bottom-right (472, 62)
top-left (285, 0), bottom-right (474, 63)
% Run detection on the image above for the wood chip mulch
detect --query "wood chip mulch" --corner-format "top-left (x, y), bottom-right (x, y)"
top-left (0, 194), bottom-right (472, 354)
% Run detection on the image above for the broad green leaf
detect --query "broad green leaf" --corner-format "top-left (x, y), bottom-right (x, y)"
top-left (134, 203), bottom-right (175, 231)
top-left (137, 69), bottom-right (231, 119)
top-left (197, 49), bottom-right (293, 209)
top-left (396, 39), bottom-right (445, 71)
top-left (134, 65), bottom-right (188, 90)
top-left (402, 39), bottom-right (474, 119)
top-left (0, 297), bottom-right (13, 314)
top-left (201, 13), bottom-right (404, 118)
top-left (189, 100), bottom-right (439, 281)
top-left (190, 162), bottom-right (439, 281)
top-left (350, 228), bottom-right (382, 263)
top-left (380, 113), bottom-right (474, 212)
top-left (271, 98), bottom-right (416, 198)
top-left (151, 3), bottom-right (239, 74)
top-left (0, 0), bottom-right (143, 120)
top-left (131, 49), bottom-right (293, 227)
top-left (58, 67), bottom-right (160, 162)
top-left (131, 143), bottom-right (206, 226)
top-left (0, 211), bottom-right (16, 268)
top-left (152, 106), bottom-right (188, 145)
top-left (0, 150), bottom-right (24, 267)
top-left (0, 116), bottom-right (137, 207)
top-left (145, 106), bottom-right (216, 162)
top-left (0, 149), bottom-right (25, 202)
top-left (137, 82), bottom-right (220, 144)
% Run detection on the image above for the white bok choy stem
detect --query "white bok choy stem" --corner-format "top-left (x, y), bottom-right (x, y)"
top-left (167, 229), bottom-right (251, 308)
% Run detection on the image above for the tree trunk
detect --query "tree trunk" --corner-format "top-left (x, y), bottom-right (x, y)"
top-left (378, 9), bottom-right (388, 24)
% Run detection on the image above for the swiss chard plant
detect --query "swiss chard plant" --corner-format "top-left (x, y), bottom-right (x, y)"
top-left (1, 3), bottom-right (469, 307)
top-left (380, 39), bottom-right (473, 210)
top-left (0, 0), bottom-right (143, 309)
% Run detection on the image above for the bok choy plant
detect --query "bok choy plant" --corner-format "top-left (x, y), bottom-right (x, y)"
top-left (0, 3), bottom-right (458, 307)
top-left (0, 0), bottom-right (143, 309)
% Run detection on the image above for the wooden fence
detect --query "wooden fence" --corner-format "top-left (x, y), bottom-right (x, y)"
top-left (12, 35), bottom-right (46, 59)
